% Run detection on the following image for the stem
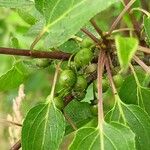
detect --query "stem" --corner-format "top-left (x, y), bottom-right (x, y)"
top-left (108, 0), bottom-right (136, 35)
top-left (105, 55), bottom-right (126, 124)
top-left (138, 45), bottom-right (150, 54)
top-left (10, 139), bottom-right (21, 150)
top-left (0, 119), bottom-right (22, 127)
top-left (130, 64), bottom-right (141, 86)
top-left (97, 50), bottom-right (105, 150)
top-left (111, 28), bottom-right (134, 34)
top-left (133, 55), bottom-right (150, 73)
top-left (90, 19), bottom-right (103, 37)
top-left (105, 56), bottom-right (117, 95)
top-left (131, 8), bottom-right (150, 17)
top-left (97, 51), bottom-right (105, 124)
top-left (123, 0), bottom-right (141, 38)
top-left (49, 62), bottom-right (61, 100)
top-left (81, 28), bottom-right (101, 45)
top-left (0, 47), bottom-right (71, 60)
top-left (90, 19), bottom-right (108, 47)
top-left (30, 28), bottom-right (47, 50)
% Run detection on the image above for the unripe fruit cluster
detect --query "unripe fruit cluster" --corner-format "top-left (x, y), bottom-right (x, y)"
top-left (53, 38), bottom-right (95, 109)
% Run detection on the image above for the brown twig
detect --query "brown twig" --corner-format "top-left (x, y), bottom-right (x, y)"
top-left (0, 47), bottom-right (71, 60)
top-left (134, 55), bottom-right (150, 73)
top-left (105, 54), bottom-right (117, 95)
top-left (138, 45), bottom-right (150, 54)
top-left (123, 0), bottom-right (141, 38)
top-left (90, 19), bottom-right (103, 37)
top-left (97, 51), bottom-right (106, 125)
top-left (10, 139), bottom-right (21, 150)
top-left (108, 0), bottom-right (136, 35)
top-left (0, 119), bottom-right (22, 127)
top-left (81, 28), bottom-right (101, 45)
top-left (90, 19), bottom-right (109, 47)
top-left (111, 28), bottom-right (134, 34)
top-left (97, 50), bottom-right (106, 150)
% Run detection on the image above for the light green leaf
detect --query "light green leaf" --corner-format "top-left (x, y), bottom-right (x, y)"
top-left (22, 103), bottom-right (65, 150)
top-left (0, 62), bottom-right (28, 91)
top-left (144, 16), bottom-right (150, 45)
top-left (34, 0), bottom-right (118, 48)
top-left (69, 122), bottom-right (135, 150)
top-left (0, 0), bottom-right (33, 8)
top-left (11, 37), bottom-right (20, 48)
top-left (115, 36), bottom-right (138, 69)
top-left (82, 83), bottom-right (94, 103)
top-left (18, 9), bottom-right (37, 25)
top-left (26, 19), bottom-right (45, 36)
top-left (105, 103), bottom-right (150, 150)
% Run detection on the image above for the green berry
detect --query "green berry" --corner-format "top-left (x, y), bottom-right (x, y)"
top-left (74, 48), bottom-right (93, 68)
top-left (113, 74), bottom-right (124, 88)
top-left (93, 78), bottom-right (109, 92)
top-left (85, 63), bottom-right (97, 74)
top-left (90, 105), bottom-right (98, 116)
top-left (74, 75), bottom-right (87, 92)
top-left (35, 59), bottom-right (51, 68)
top-left (53, 97), bottom-right (64, 110)
top-left (81, 38), bottom-right (94, 48)
top-left (59, 69), bottom-right (76, 88)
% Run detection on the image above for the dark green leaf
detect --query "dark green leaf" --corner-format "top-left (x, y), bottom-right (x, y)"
top-left (64, 100), bottom-right (93, 134)
top-left (22, 103), bottom-right (65, 150)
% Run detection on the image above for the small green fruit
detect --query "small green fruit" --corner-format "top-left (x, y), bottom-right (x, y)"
top-left (85, 63), bottom-right (97, 74)
top-left (74, 75), bottom-right (87, 92)
top-left (93, 78), bottom-right (109, 92)
top-left (59, 69), bottom-right (76, 88)
top-left (81, 38), bottom-right (94, 48)
top-left (35, 59), bottom-right (51, 68)
top-left (90, 105), bottom-right (98, 116)
top-left (74, 48), bottom-right (93, 68)
top-left (113, 74), bottom-right (124, 88)
top-left (53, 97), bottom-right (64, 110)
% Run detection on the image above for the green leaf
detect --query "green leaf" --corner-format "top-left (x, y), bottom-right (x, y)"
top-left (11, 37), bottom-right (20, 48)
top-left (82, 83), bottom-right (94, 103)
top-left (69, 122), bottom-right (135, 150)
top-left (105, 103), bottom-right (150, 150)
top-left (144, 16), bottom-right (150, 45)
top-left (64, 100), bottom-right (93, 134)
top-left (0, 0), bottom-right (33, 8)
top-left (119, 73), bottom-right (144, 105)
top-left (18, 9), bottom-right (37, 25)
top-left (26, 19), bottom-right (45, 36)
top-left (119, 73), bottom-right (150, 115)
top-left (22, 103), bottom-right (65, 150)
top-left (0, 62), bottom-right (28, 91)
top-left (115, 36), bottom-right (138, 69)
top-left (34, 0), bottom-right (118, 48)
